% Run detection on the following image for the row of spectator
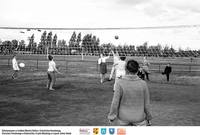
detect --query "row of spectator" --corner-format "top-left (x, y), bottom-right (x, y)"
top-left (0, 46), bottom-right (200, 57)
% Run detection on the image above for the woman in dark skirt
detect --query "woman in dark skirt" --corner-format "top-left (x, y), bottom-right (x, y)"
top-left (98, 53), bottom-right (110, 83)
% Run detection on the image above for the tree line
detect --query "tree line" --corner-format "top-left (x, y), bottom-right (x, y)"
top-left (0, 31), bottom-right (199, 57)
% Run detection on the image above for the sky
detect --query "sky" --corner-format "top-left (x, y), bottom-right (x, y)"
top-left (0, 0), bottom-right (200, 50)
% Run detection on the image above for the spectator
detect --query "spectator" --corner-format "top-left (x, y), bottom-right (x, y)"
top-left (108, 59), bottom-right (152, 126)
top-left (142, 57), bottom-right (150, 81)
top-left (162, 63), bottom-right (172, 82)
top-left (137, 66), bottom-right (145, 80)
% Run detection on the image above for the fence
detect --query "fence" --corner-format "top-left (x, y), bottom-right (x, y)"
top-left (1, 55), bottom-right (200, 76)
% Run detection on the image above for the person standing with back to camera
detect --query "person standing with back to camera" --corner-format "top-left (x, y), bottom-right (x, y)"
top-left (108, 59), bottom-right (152, 126)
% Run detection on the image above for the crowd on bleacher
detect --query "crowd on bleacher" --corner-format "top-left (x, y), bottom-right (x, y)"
top-left (0, 44), bottom-right (200, 57)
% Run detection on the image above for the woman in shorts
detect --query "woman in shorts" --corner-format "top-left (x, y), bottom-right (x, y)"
top-left (47, 55), bottom-right (62, 90)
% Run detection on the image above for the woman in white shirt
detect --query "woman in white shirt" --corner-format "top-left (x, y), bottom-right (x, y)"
top-left (98, 53), bottom-right (110, 83)
top-left (47, 55), bottom-right (61, 90)
top-left (114, 55), bottom-right (126, 79)
top-left (12, 55), bottom-right (20, 79)
top-left (109, 50), bottom-right (120, 81)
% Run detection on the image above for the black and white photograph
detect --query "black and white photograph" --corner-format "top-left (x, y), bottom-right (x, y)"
top-left (0, 0), bottom-right (200, 128)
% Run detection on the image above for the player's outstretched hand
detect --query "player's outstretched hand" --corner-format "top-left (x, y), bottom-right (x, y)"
top-left (58, 72), bottom-right (66, 77)
top-left (56, 71), bottom-right (63, 75)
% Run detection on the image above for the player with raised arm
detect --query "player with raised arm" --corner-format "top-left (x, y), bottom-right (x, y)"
top-left (98, 52), bottom-right (111, 83)
top-left (109, 50), bottom-right (120, 81)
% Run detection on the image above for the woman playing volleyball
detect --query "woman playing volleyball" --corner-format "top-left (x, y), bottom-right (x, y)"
top-left (12, 54), bottom-right (20, 79)
top-left (98, 53), bottom-right (111, 83)
top-left (108, 59), bottom-right (152, 126)
top-left (47, 55), bottom-right (62, 90)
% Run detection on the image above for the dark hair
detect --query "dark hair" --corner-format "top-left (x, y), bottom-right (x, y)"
top-left (126, 59), bottom-right (139, 74)
top-left (48, 55), bottom-right (53, 61)
top-left (120, 55), bottom-right (126, 61)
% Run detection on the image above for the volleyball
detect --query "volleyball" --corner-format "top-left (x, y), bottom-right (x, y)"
top-left (115, 35), bottom-right (119, 39)
top-left (19, 63), bottom-right (25, 68)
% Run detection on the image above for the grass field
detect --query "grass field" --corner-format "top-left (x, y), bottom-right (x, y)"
top-left (0, 55), bottom-right (200, 126)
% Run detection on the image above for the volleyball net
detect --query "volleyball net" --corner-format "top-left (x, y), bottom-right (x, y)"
top-left (0, 25), bottom-right (200, 58)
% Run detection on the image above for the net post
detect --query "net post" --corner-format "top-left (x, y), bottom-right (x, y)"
top-left (81, 46), bottom-right (84, 61)
top-left (81, 52), bottom-right (84, 61)
top-left (36, 59), bottom-right (38, 70)
top-left (189, 58), bottom-right (193, 72)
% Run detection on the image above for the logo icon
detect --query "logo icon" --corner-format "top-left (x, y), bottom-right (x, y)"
top-left (79, 128), bottom-right (90, 135)
top-left (117, 128), bottom-right (126, 135)
top-left (109, 128), bottom-right (115, 135)
top-left (101, 128), bottom-right (106, 135)
top-left (93, 128), bottom-right (99, 135)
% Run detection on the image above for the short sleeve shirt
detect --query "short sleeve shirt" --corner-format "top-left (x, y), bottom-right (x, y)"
top-left (48, 60), bottom-right (56, 72)
top-left (12, 58), bottom-right (20, 71)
